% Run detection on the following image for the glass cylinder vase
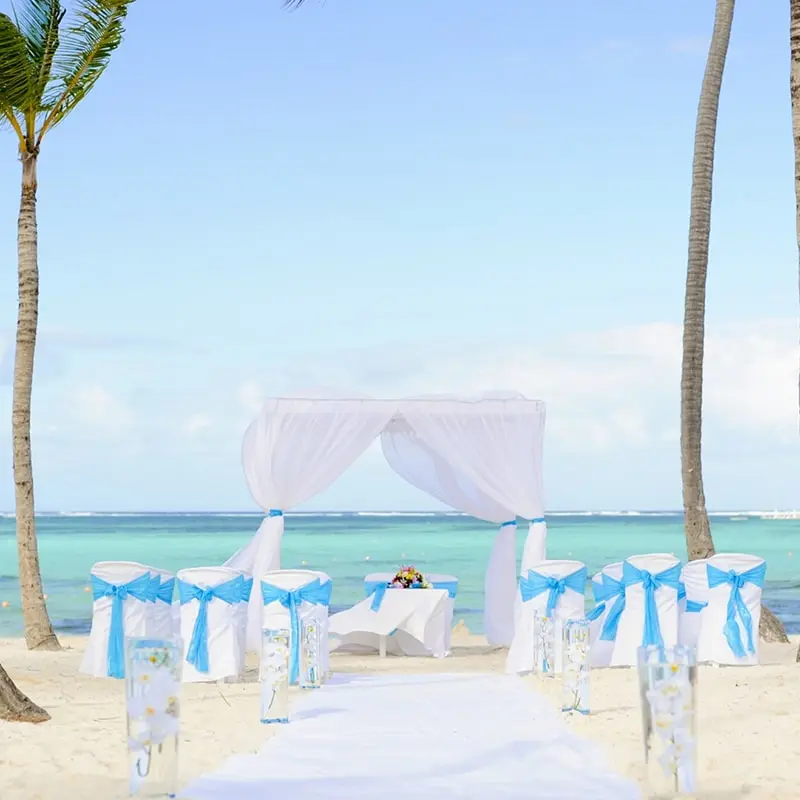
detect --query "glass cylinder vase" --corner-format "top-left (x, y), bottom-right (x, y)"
top-left (561, 619), bottom-right (590, 714)
top-left (638, 644), bottom-right (697, 797)
top-left (126, 637), bottom-right (182, 798)
top-left (533, 613), bottom-right (555, 677)
top-left (260, 628), bottom-right (290, 724)
top-left (300, 615), bottom-right (322, 689)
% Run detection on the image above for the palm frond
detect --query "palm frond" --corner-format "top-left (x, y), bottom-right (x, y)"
top-left (38, 0), bottom-right (132, 142)
top-left (12, 0), bottom-right (65, 106)
top-left (0, 12), bottom-right (32, 141)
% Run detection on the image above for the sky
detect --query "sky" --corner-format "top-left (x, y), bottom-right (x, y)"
top-left (0, 0), bottom-right (797, 512)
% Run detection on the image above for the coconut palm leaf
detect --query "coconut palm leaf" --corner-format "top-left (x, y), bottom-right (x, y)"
top-left (11, 0), bottom-right (65, 112)
top-left (0, 12), bottom-right (32, 139)
top-left (38, 0), bottom-right (133, 141)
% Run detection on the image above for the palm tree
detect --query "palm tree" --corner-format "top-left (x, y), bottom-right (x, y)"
top-left (0, 0), bottom-right (135, 650)
top-left (791, 0), bottom-right (800, 661)
top-left (0, 660), bottom-right (48, 723)
top-left (683, 0), bottom-right (787, 643)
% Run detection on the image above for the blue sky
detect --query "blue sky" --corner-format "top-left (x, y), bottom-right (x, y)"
top-left (0, 0), bottom-right (797, 512)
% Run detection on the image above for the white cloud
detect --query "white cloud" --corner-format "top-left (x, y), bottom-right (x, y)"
top-left (181, 412), bottom-right (213, 436)
top-left (70, 385), bottom-right (133, 436)
top-left (264, 319), bottom-right (798, 454)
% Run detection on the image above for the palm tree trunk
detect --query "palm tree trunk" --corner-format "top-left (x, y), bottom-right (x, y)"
top-left (0, 660), bottom-right (49, 723)
top-left (791, 0), bottom-right (800, 659)
top-left (681, 0), bottom-right (735, 563)
top-left (13, 150), bottom-right (59, 652)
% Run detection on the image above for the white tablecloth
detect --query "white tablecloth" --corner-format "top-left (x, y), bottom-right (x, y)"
top-left (329, 575), bottom-right (456, 657)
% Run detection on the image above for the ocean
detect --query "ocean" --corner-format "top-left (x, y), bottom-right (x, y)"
top-left (1, 511), bottom-right (799, 637)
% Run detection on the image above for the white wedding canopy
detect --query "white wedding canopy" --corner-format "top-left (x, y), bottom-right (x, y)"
top-left (225, 392), bottom-right (547, 649)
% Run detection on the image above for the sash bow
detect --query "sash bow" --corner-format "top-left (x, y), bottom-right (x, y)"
top-left (706, 562), bottom-right (766, 658)
top-left (520, 566), bottom-right (587, 617)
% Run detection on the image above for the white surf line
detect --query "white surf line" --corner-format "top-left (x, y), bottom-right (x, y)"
top-left (180, 672), bottom-right (640, 800)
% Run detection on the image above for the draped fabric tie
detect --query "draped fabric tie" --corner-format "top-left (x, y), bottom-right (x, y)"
top-left (587, 602), bottom-right (606, 621)
top-left (599, 574), bottom-right (625, 641)
top-left (685, 599), bottom-right (708, 613)
top-left (178, 576), bottom-right (244, 674)
top-left (261, 579), bottom-right (330, 684)
top-left (268, 509), bottom-right (283, 518)
top-left (500, 520), bottom-right (516, 528)
top-left (530, 517), bottom-right (545, 523)
top-left (706, 562), bottom-right (766, 658)
top-left (91, 572), bottom-right (154, 679)
top-left (622, 561), bottom-right (681, 647)
top-left (520, 566), bottom-right (588, 617)
top-left (156, 577), bottom-right (175, 604)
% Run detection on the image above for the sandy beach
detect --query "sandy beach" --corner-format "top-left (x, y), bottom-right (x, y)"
top-left (1, 631), bottom-right (798, 799)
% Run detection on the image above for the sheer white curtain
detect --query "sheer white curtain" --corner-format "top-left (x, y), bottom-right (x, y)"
top-left (398, 393), bottom-right (547, 646)
top-left (225, 396), bottom-right (396, 648)
top-left (381, 416), bottom-right (519, 646)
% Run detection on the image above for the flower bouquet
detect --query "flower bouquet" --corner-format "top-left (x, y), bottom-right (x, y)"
top-left (390, 566), bottom-right (432, 589)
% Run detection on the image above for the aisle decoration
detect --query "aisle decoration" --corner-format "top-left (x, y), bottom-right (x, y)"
top-left (561, 619), bottom-right (590, 714)
top-left (637, 644), bottom-right (697, 795)
top-left (300, 616), bottom-right (322, 689)
top-left (260, 628), bottom-right (290, 724)
top-left (126, 637), bottom-right (181, 797)
top-left (533, 613), bottom-right (555, 676)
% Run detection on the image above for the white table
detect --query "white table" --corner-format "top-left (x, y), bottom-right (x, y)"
top-left (328, 573), bottom-right (458, 658)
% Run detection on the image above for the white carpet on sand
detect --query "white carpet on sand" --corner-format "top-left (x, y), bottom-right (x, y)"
top-left (179, 673), bottom-right (640, 799)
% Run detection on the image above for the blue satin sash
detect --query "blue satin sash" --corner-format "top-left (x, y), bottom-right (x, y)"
top-left (706, 562), bottom-right (766, 657)
top-left (261, 578), bottom-right (330, 684)
top-left (91, 571), bottom-right (155, 679)
top-left (599, 574), bottom-right (625, 641)
top-left (178, 575), bottom-right (244, 674)
top-left (622, 560), bottom-right (681, 647)
top-left (519, 566), bottom-right (588, 617)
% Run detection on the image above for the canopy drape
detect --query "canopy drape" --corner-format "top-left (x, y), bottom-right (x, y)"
top-left (227, 392), bottom-right (546, 651)
top-left (226, 397), bottom-right (396, 647)
top-left (381, 412), bottom-right (519, 646)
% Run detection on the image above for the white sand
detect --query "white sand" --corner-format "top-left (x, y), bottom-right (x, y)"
top-left (1, 632), bottom-right (798, 799)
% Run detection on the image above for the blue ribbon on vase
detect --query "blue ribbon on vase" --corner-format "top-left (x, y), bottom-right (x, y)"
top-left (261, 578), bottom-right (330, 684)
top-left (90, 572), bottom-right (156, 679)
top-left (365, 579), bottom-right (458, 612)
top-left (706, 562), bottom-right (766, 658)
top-left (621, 560), bottom-right (681, 648)
top-left (178, 575), bottom-right (246, 674)
top-left (519, 566), bottom-right (588, 617)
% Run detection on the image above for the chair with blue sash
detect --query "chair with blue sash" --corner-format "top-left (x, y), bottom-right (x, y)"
top-left (260, 569), bottom-right (333, 684)
top-left (678, 558), bottom-right (710, 649)
top-left (587, 562), bottom-right (623, 668)
top-left (609, 554), bottom-right (681, 667)
top-left (177, 566), bottom-right (249, 683)
top-left (148, 567), bottom-right (177, 639)
top-left (506, 559), bottom-right (587, 675)
top-left (79, 561), bottom-right (155, 679)
top-left (696, 553), bottom-right (766, 665)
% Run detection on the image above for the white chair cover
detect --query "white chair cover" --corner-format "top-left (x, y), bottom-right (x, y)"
top-left (506, 559), bottom-right (587, 675)
top-left (148, 567), bottom-right (176, 640)
top-left (678, 559), bottom-right (710, 649)
top-left (329, 582), bottom-right (451, 658)
top-left (260, 569), bottom-right (332, 680)
top-left (177, 567), bottom-right (247, 683)
top-left (80, 561), bottom-right (153, 679)
top-left (696, 553), bottom-right (766, 665)
top-left (610, 554), bottom-right (681, 667)
top-left (588, 562), bottom-right (623, 668)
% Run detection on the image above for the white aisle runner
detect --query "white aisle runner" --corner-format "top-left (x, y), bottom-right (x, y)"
top-left (180, 673), bottom-right (640, 800)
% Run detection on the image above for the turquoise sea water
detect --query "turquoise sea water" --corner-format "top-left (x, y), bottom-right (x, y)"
top-left (0, 512), bottom-right (799, 637)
